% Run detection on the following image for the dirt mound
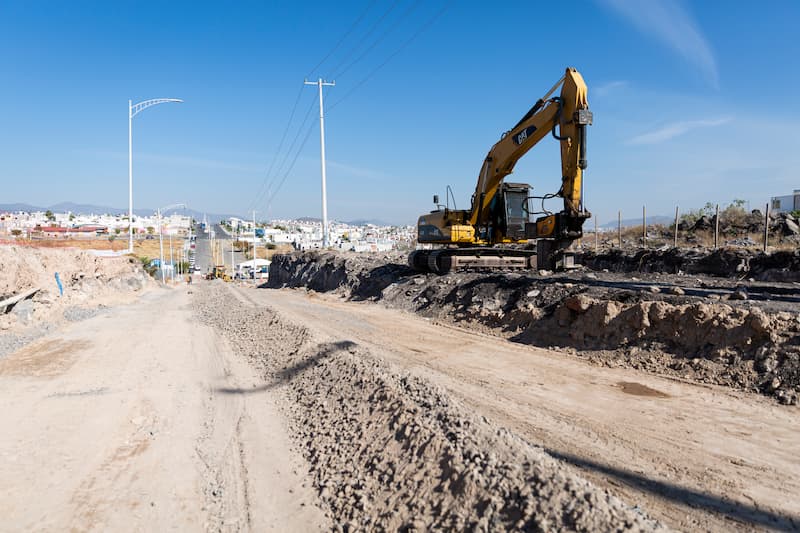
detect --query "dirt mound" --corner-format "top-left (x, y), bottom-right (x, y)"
top-left (193, 283), bottom-right (665, 531)
top-left (268, 251), bottom-right (800, 404)
top-left (0, 245), bottom-right (154, 341)
top-left (267, 250), bottom-right (412, 299)
top-left (0, 245), bottom-right (149, 298)
top-left (579, 248), bottom-right (800, 281)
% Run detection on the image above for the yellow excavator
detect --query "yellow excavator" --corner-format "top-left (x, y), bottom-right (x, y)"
top-left (410, 67), bottom-right (592, 273)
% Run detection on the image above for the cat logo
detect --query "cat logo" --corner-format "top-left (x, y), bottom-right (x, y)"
top-left (513, 125), bottom-right (537, 146)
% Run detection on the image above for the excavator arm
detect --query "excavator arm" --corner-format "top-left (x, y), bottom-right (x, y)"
top-left (469, 67), bottom-right (591, 232)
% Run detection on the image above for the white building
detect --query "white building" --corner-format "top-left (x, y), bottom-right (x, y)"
top-left (771, 190), bottom-right (800, 214)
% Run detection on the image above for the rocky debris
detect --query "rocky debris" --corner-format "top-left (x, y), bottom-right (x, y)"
top-left (0, 323), bottom-right (57, 359)
top-left (63, 305), bottom-right (106, 322)
top-left (691, 215), bottom-right (714, 231)
top-left (268, 251), bottom-right (800, 405)
top-left (268, 250), bottom-right (415, 298)
top-left (579, 248), bottom-right (800, 282)
top-left (774, 212), bottom-right (800, 236)
top-left (193, 283), bottom-right (666, 531)
top-left (0, 246), bottom-right (154, 348)
top-left (10, 299), bottom-right (35, 325)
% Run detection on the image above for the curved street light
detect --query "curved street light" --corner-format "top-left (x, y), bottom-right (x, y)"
top-left (128, 98), bottom-right (183, 253)
top-left (157, 202), bottom-right (186, 283)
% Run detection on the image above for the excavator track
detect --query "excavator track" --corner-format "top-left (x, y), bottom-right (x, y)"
top-left (409, 248), bottom-right (536, 274)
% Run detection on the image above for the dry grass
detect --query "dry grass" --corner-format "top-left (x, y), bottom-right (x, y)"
top-left (584, 224), bottom-right (796, 252)
top-left (0, 237), bottom-right (187, 259)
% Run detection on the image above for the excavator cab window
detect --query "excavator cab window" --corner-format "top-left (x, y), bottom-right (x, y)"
top-left (505, 191), bottom-right (529, 220)
top-left (502, 186), bottom-right (531, 240)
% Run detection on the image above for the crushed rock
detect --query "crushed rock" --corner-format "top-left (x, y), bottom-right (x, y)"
top-left (193, 282), bottom-right (666, 531)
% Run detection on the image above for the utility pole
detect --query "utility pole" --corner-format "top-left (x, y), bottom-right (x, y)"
top-left (252, 210), bottom-right (258, 285)
top-left (304, 78), bottom-right (335, 248)
top-left (169, 232), bottom-right (174, 282)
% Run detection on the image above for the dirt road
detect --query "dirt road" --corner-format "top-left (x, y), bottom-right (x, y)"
top-left (0, 287), bottom-right (326, 531)
top-left (3, 277), bottom-right (798, 531)
top-left (239, 285), bottom-right (800, 532)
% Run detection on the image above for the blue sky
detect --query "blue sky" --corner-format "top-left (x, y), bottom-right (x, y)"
top-left (1, 0), bottom-right (799, 225)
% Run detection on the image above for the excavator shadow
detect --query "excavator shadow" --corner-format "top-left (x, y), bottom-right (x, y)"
top-left (546, 448), bottom-right (800, 531)
top-left (214, 340), bottom-right (357, 395)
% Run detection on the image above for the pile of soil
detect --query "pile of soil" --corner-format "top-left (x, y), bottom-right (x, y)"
top-left (0, 245), bottom-right (154, 341)
top-left (268, 250), bottom-right (800, 405)
top-left (194, 282), bottom-right (665, 531)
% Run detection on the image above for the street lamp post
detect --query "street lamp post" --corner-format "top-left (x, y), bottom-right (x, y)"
top-left (157, 203), bottom-right (186, 283)
top-left (128, 98), bottom-right (183, 254)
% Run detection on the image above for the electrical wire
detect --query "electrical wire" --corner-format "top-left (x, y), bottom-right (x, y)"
top-left (305, 0), bottom-right (378, 78)
top-left (246, 83), bottom-right (305, 212)
top-left (331, 0), bottom-right (422, 80)
top-left (326, 0), bottom-right (402, 78)
top-left (328, 0), bottom-right (451, 113)
top-left (247, 1), bottom-right (378, 213)
top-left (257, 0), bottom-right (452, 214)
top-left (265, 122), bottom-right (317, 205)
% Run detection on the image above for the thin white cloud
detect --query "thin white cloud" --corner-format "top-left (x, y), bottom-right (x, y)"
top-left (594, 80), bottom-right (628, 97)
top-left (83, 149), bottom-right (264, 173)
top-left (327, 160), bottom-right (390, 181)
top-left (598, 0), bottom-right (718, 87)
top-left (627, 117), bottom-right (731, 145)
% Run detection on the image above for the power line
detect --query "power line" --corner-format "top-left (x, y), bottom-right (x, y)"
top-left (246, 83), bottom-right (305, 212)
top-left (329, 1), bottom-right (451, 113)
top-left (250, 91), bottom-right (318, 213)
top-left (248, 1), bottom-right (380, 215)
top-left (332, 0), bottom-right (422, 80)
top-left (265, 122), bottom-right (317, 207)
top-left (305, 0), bottom-right (377, 78)
top-left (257, 1), bottom-right (452, 214)
top-left (326, 0), bottom-right (401, 77)
top-left (272, 95), bottom-right (318, 184)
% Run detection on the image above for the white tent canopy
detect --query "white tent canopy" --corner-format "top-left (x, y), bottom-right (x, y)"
top-left (236, 258), bottom-right (270, 272)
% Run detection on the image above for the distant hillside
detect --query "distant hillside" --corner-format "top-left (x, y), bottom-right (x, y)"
top-left (343, 218), bottom-right (395, 227)
top-left (293, 216), bottom-right (399, 227)
top-left (0, 202), bottom-right (240, 223)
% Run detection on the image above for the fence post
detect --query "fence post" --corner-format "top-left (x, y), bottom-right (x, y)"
top-left (618, 210), bottom-right (622, 248)
top-left (714, 204), bottom-right (720, 249)
top-left (642, 205), bottom-right (647, 249)
top-left (764, 202), bottom-right (770, 252)
top-left (673, 206), bottom-right (679, 248)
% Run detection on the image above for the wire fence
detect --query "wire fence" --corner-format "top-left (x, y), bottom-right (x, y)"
top-left (583, 202), bottom-right (787, 253)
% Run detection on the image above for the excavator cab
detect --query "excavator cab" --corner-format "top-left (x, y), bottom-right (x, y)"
top-left (485, 182), bottom-right (531, 242)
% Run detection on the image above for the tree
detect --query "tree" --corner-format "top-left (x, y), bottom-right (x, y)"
top-left (138, 256), bottom-right (158, 277)
top-left (720, 199), bottom-right (748, 232)
top-left (45, 210), bottom-right (55, 222)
